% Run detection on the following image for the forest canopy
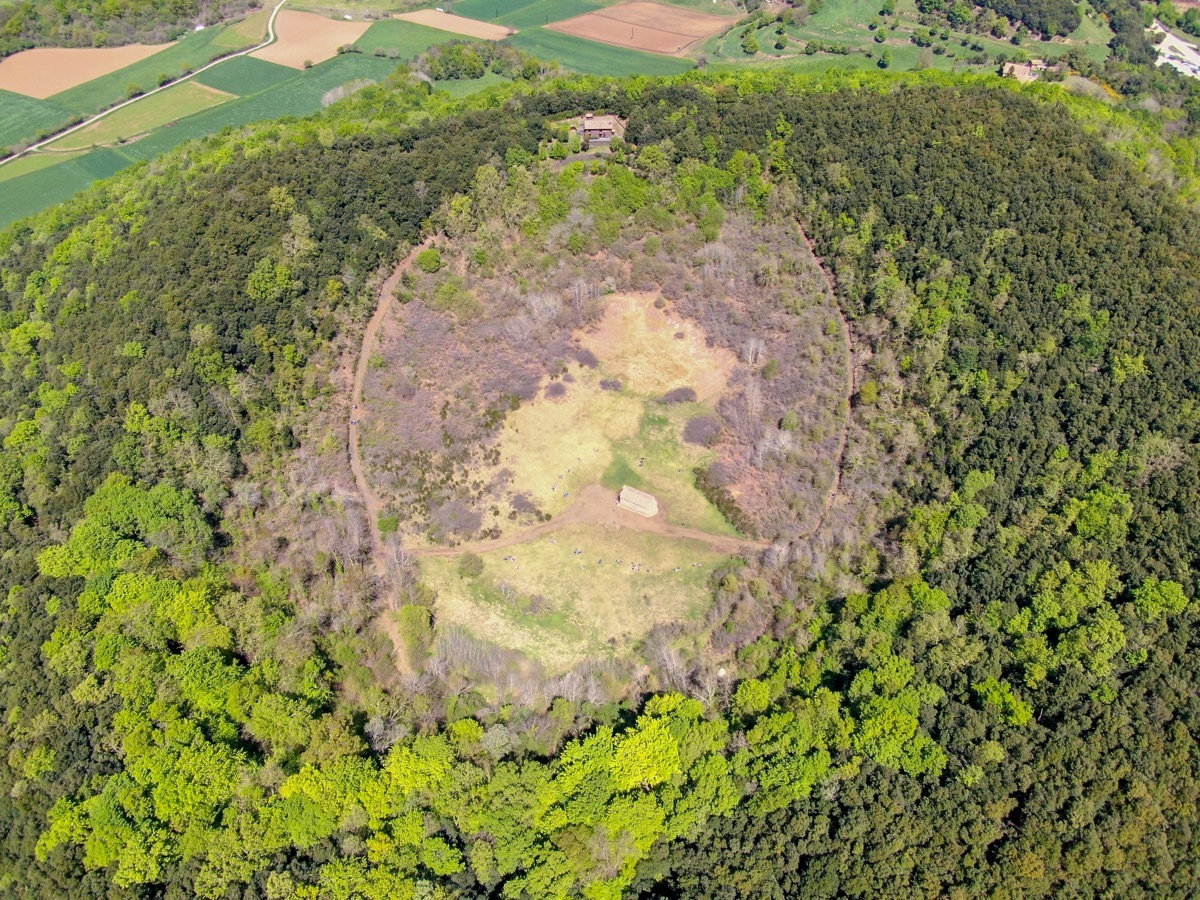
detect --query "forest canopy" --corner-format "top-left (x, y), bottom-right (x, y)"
top-left (0, 67), bottom-right (1198, 898)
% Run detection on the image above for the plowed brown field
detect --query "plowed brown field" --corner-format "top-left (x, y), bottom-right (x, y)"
top-left (251, 10), bottom-right (371, 69)
top-left (0, 43), bottom-right (172, 99)
top-left (548, 1), bottom-right (730, 55)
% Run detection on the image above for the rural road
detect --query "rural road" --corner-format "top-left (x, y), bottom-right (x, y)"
top-left (0, 0), bottom-right (288, 167)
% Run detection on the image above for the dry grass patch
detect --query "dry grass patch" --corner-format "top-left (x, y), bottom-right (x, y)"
top-left (0, 43), bottom-right (172, 99)
top-left (548, 0), bottom-right (731, 55)
top-left (251, 10), bottom-right (372, 69)
top-left (581, 291), bottom-right (736, 402)
top-left (424, 524), bottom-right (729, 670)
top-left (484, 292), bottom-right (736, 536)
top-left (393, 10), bottom-right (514, 40)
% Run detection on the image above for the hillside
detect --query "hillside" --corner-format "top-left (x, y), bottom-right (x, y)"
top-left (0, 0), bottom-right (262, 57)
top-left (0, 70), bottom-right (1198, 898)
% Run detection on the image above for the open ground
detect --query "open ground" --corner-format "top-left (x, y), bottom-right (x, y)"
top-left (0, 43), bottom-right (172, 98)
top-left (394, 10), bottom-right (514, 40)
top-left (252, 9), bottom-right (372, 68)
top-left (549, 1), bottom-right (730, 55)
top-left (424, 523), bottom-right (735, 669)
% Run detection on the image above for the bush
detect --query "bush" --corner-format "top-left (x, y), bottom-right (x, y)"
top-left (457, 552), bottom-right (485, 578)
top-left (416, 248), bottom-right (443, 273)
top-left (659, 387), bottom-right (698, 404)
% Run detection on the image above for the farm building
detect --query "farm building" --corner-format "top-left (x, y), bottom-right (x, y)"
top-left (618, 485), bottom-right (658, 517)
top-left (574, 113), bottom-right (626, 142)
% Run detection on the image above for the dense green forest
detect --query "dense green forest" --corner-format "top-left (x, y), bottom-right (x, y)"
top-left (0, 66), bottom-right (1199, 897)
top-left (0, 0), bottom-right (259, 57)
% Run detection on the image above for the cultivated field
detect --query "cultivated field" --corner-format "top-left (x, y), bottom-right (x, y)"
top-left (453, 0), bottom-right (603, 29)
top-left (549, 1), bottom-right (731, 55)
top-left (355, 19), bottom-right (469, 56)
top-left (506, 28), bottom-right (695, 74)
top-left (0, 90), bottom-right (70, 149)
top-left (192, 56), bottom-right (297, 96)
top-left (251, 10), bottom-right (372, 68)
top-left (51, 82), bottom-right (234, 150)
top-left (0, 43), bottom-right (171, 98)
top-left (49, 24), bottom-right (264, 114)
top-left (394, 10), bottom-right (513, 39)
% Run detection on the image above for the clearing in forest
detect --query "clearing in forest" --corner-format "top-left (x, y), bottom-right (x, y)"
top-left (369, 290), bottom-right (745, 669)
top-left (425, 525), bottom-right (731, 670)
top-left (392, 10), bottom-right (514, 40)
top-left (547, 1), bottom-right (731, 55)
top-left (251, 10), bottom-right (372, 69)
top-left (486, 293), bottom-right (738, 535)
top-left (0, 43), bottom-right (172, 99)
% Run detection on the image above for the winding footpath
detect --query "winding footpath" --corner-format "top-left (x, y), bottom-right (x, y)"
top-left (349, 242), bottom-right (431, 569)
top-left (796, 219), bottom-right (856, 540)
top-left (0, 0), bottom-right (288, 167)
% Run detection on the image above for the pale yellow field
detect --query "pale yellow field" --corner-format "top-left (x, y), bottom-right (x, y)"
top-left (426, 524), bottom-right (730, 670)
top-left (580, 292), bottom-right (737, 402)
top-left (393, 10), bottom-right (513, 40)
top-left (0, 43), bottom-right (172, 99)
top-left (251, 10), bottom-right (372, 69)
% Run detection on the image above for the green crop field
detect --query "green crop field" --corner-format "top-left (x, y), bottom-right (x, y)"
top-left (451, 0), bottom-right (544, 22)
top-left (194, 56), bottom-right (298, 96)
top-left (497, 0), bottom-right (604, 30)
top-left (48, 24), bottom-right (259, 115)
top-left (354, 20), bottom-right (463, 58)
top-left (123, 54), bottom-right (402, 162)
top-left (0, 147), bottom-right (134, 229)
top-left (0, 149), bottom-right (86, 184)
top-left (50, 81), bottom-right (233, 150)
top-left (0, 90), bottom-right (73, 149)
top-left (506, 29), bottom-right (695, 76)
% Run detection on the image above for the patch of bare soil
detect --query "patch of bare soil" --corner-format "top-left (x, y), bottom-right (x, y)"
top-left (251, 10), bottom-right (370, 69)
top-left (0, 43), bottom-right (172, 98)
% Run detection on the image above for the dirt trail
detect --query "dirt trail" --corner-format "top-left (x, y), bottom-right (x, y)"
top-left (407, 484), bottom-right (767, 559)
top-left (349, 240), bottom-right (430, 673)
top-left (796, 219), bottom-right (855, 540)
top-left (350, 240), bottom-right (430, 564)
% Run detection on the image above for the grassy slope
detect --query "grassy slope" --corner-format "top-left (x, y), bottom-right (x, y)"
top-left (51, 82), bottom-right (232, 150)
top-left (506, 28), bottom-right (694, 75)
top-left (0, 90), bottom-right (73, 148)
top-left (423, 525), bottom-right (727, 669)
